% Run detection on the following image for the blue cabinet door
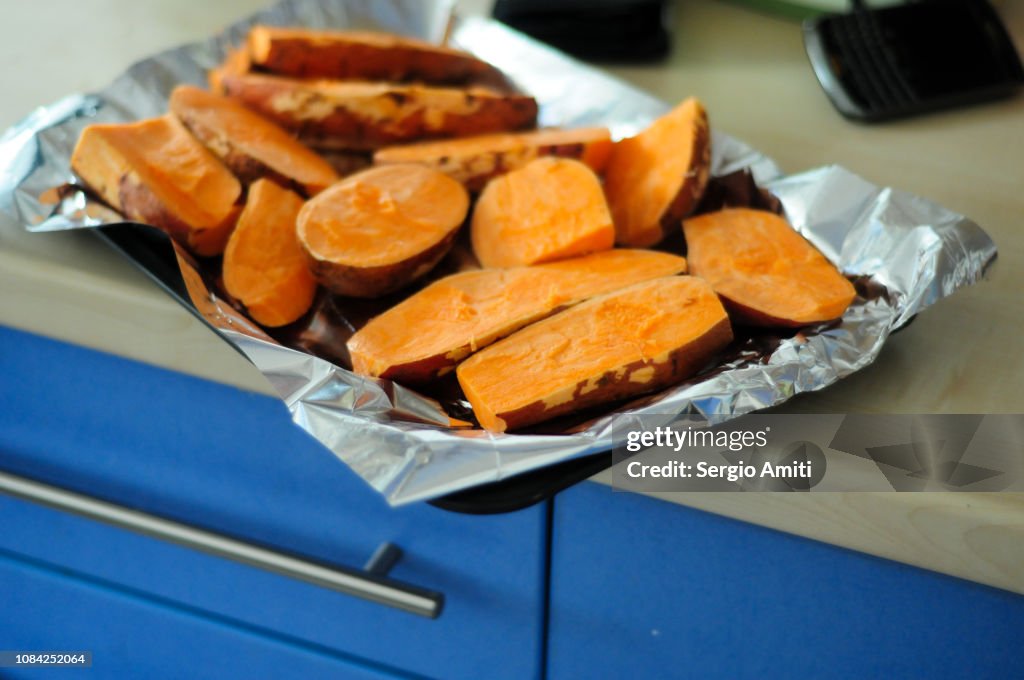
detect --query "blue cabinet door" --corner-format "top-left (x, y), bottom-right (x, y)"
top-left (548, 482), bottom-right (1024, 680)
top-left (0, 549), bottom-right (401, 680)
top-left (0, 326), bottom-right (546, 680)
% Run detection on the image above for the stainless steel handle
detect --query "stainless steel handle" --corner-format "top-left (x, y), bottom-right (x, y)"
top-left (0, 470), bottom-right (444, 618)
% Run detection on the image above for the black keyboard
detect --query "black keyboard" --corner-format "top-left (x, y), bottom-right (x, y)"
top-left (804, 0), bottom-right (1023, 122)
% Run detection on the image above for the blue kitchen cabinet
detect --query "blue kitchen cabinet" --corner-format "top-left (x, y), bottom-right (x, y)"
top-left (0, 326), bottom-right (548, 680)
top-left (0, 551), bottom-right (399, 679)
top-left (547, 481), bottom-right (1024, 680)
top-left (6, 323), bottom-right (1024, 680)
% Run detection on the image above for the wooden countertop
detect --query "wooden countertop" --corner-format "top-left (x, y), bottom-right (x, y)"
top-left (2, 0), bottom-right (1022, 595)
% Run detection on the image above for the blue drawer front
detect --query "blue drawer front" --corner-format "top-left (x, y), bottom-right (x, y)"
top-left (0, 326), bottom-right (546, 680)
top-left (548, 482), bottom-right (1024, 680)
top-left (0, 550), bottom-right (401, 680)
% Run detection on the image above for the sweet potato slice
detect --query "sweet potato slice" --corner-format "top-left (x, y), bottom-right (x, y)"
top-left (296, 164), bottom-right (469, 298)
top-left (457, 276), bottom-right (733, 432)
top-left (248, 26), bottom-right (498, 84)
top-left (683, 208), bottom-right (857, 327)
top-left (70, 114), bottom-right (241, 256)
top-left (603, 97), bottom-right (711, 247)
top-left (218, 72), bottom-right (538, 151)
top-left (209, 47), bottom-right (252, 95)
top-left (222, 179), bottom-right (317, 327)
top-left (373, 127), bottom-right (613, 192)
top-left (471, 157), bottom-right (615, 268)
top-left (169, 85), bottom-right (338, 197)
top-left (347, 249), bottom-right (688, 383)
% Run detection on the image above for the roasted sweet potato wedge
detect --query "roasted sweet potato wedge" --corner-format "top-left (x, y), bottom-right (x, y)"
top-left (169, 85), bottom-right (338, 197)
top-left (373, 127), bottom-right (613, 192)
top-left (457, 276), bottom-right (733, 432)
top-left (248, 25), bottom-right (499, 84)
top-left (296, 164), bottom-right (469, 298)
top-left (223, 179), bottom-right (317, 327)
top-left (604, 97), bottom-right (711, 247)
top-left (347, 249), bottom-right (688, 383)
top-left (70, 114), bottom-right (241, 256)
top-left (683, 208), bottom-right (857, 327)
top-left (471, 157), bottom-right (615, 268)
top-left (209, 46), bottom-right (252, 95)
top-left (218, 72), bottom-right (538, 150)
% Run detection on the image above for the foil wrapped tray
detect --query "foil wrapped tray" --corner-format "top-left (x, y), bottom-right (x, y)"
top-left (0, 0), bottom-right (997, 506)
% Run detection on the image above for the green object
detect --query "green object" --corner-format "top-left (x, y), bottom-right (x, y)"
top-left (723, 0), bottom-right (846, 21)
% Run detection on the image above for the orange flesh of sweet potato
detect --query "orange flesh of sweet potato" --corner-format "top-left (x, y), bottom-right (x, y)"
top-left (218, 72), bottom-right (538, 151)
top-left (471, 157), bottom-right (615, 269)
top-left (603, 97), bottom-right (711, 248)
top-left (248, 25), bottom-right (497, 83)
top-left (70, 114), bottom-right (241, 256)
top-left (169, 85), bottom-right (338, 197)
top-left (209, 47), bottom-right (252, 95)
top-left (457, 275), bottom-right (733, 432)
top-left (683, 207), bottom-right (857, 326)
top-left (347, 249), bottom-right (687, 383)
top-left (223, 178), bottom-right (317, 327)
top-left (296, 164), bottom-right (469, 298)
top-left (373, 127), bottom-right (613, 192)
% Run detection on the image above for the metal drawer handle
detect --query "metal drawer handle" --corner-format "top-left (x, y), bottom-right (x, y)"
top-left (0, 471), bottom-right (444, 618)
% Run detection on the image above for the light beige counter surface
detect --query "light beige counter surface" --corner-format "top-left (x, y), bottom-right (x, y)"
top-left (2, 1), bottom-right (1023, 594)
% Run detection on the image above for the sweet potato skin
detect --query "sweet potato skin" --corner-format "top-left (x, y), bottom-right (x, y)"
top-left (373, 127), bottom-right (613, 192)
top-left (117, 174), bottom-right (191, 243)
top-left (716, 300), bottom-right (813, 328)
top-left (170, 85), bottom-right (338, 197)
top-left (71, 116), bottom-right (241, 257)
top-left (656, 114), bottom-right (710, 235)
top-left (219, 73), bottom-right (538, 150)
top-left (368, 349), bottom-right (459, 385)
top-left (457, 276), bottom-right (733, 432)
top-left (305, 227), bottom-right (460, 299)
top-left (347, 249), bottom-right (689, 384)
top-left (248, 26), bottom-right (498, 84)
top-left (117, 174), bottom-right (236, 257)
top-left (318, 150), bottom-right (372, 178)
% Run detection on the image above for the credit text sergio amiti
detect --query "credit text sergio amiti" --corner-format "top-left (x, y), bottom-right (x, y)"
top-left (624, 425), bottom-right (813, 482)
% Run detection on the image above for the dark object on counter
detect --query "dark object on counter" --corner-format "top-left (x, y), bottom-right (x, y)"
top-left (803, 0), bottom-right (1024, 122)
top-left (493, 0), bottom-right (671, 62)
top-left (430, 452), bottom-right (613, 514)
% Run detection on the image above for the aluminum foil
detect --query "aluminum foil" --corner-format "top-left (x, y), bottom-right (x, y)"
top-left (0, 0), bottom-right (997, 505)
